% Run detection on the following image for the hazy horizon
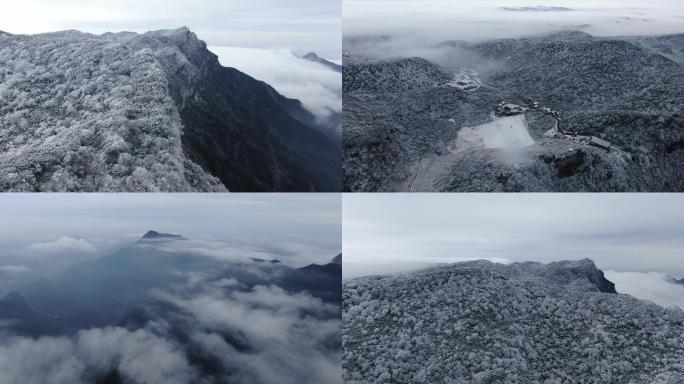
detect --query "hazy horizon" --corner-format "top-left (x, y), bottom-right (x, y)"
top-left (344, 193), bottom-right (684, 275)
top-left (0, 0), bottom-right (341, 58)
top-left (343, 193), bottom-right (684, 308)
top-left (344, 0), bottom-right (684, 43)
top-left (0, 193), bottom-right (341, 296)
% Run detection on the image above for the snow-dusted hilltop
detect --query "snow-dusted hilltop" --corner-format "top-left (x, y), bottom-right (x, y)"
top-left (343, 259), bottom-right (684, 383)
top-left (0, 27), bottom-right (340, 191)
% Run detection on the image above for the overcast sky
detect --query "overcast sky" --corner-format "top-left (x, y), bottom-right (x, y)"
top-left (0, 0), bottom-right (341, 58)
top-left (343, 193), bottom-right (684, 277)
top-left (0, 193), bottom-right (341, 269)
top-left (344, 0), bottom-right (684, 41)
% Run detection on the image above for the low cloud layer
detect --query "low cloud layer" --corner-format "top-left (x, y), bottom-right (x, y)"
top-left (605, 271), bottom-right (684, 310)
top-left (0, 327), bottom-right (195, 384)
top-left (0, 194), bottom-right (340, 267)
top-left (26, 237), bottom-right (96, 256)
top-left (344, 0), bottom-right (684, 43)
top-left (0, 265), bottom-right (28, 274)
top-left (0, 263), bottom-right (341, 383)
top-left (211, 47), bottom-right (341, 133)
top-left (144, 237), bottom-right (330, 268)
top-left (164, 283), bottom-right (341, 384)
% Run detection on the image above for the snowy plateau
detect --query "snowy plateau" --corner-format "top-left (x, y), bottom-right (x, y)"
top-left (342, 31), bottom-right (684, 192)
top-left (343, 259), bottom-right (684, 384)
top-left (0, 28), bottom-right (340, 191)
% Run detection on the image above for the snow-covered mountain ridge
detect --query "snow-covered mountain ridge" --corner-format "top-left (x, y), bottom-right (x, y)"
top-left (343, 259), bottom-right (684, 383)
top-left (0, 27), bottom-right (340, 191)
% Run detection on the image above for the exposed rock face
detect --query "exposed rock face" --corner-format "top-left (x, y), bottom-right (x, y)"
top-left (487, 258), bottom-right (617, 293)
top-left (342, 31), bottom-right (684, 192)
top-left (0, 27), bottom-right (340, 191)
top-left (343, 259), bottom-right (684, 383)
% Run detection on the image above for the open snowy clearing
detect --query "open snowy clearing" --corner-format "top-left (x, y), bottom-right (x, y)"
top-left (402, 115), bottom-right (536, 191)
top-left (454, 114), bottom-right (535, 151)
top-left (444, 68), bottom-right (482, 91)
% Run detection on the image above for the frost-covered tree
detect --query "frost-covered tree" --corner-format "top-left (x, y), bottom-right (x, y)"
top-left (0, 28), bottom-right (226, 191)
top-left (343, 259), bottom-right (684, 384)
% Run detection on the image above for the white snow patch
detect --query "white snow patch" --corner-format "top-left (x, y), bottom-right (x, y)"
top-left (455, 115), bottom-right (535, 151)
top-left (444, 68), bottom-right (481, 91)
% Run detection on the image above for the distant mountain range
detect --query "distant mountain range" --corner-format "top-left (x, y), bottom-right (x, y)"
top-left (501, 6), bottom-right (574, 12)
top-left (343, 259), bottom-right (684, 383)
top-left (0, 231), bottom-right (341, 336)
top-left (343, 31), bottom-right (684, 192)
top-left (0, 27), bottom-right (340, 192)
top-left (0, 231), bottom-right (341, 383)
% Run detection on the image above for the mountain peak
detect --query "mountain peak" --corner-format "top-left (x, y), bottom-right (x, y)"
top-left (141, 230), bottom-right (185, 240)
top-left (331, 254), bottom-right (342, 264)
top-left (431, 258), bottom-right (617, 294)
top-left (301, 52), bottom-right (342, 72)
top-left (539, 258), bottom-right (616, 293)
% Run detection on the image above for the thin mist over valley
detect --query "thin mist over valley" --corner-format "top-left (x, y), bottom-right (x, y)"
top-left (0, 194), bottom-right (342, 384)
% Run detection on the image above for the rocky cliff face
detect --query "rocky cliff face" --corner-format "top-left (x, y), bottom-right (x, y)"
top-left (343, 259), bottom-right (684, 383)
top-left (0, 27), bottom-right (340, 191)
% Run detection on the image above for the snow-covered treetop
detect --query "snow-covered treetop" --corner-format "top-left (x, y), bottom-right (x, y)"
top-left (0, 27), bottom-right (225, 191)
top-left (343, 259), bottom-right (684, 383)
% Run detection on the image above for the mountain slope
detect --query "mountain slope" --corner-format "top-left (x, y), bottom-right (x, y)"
top-left (343, 259), bottom-right (684, 383)
top-left (302, 52), bottom-right (342, 73)
top-left (0, 27), bottom-right (340, 191)
top-left (0, 291), bottom-right (60, 335)
top-left (343, 31), bottom-right (684, 192)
